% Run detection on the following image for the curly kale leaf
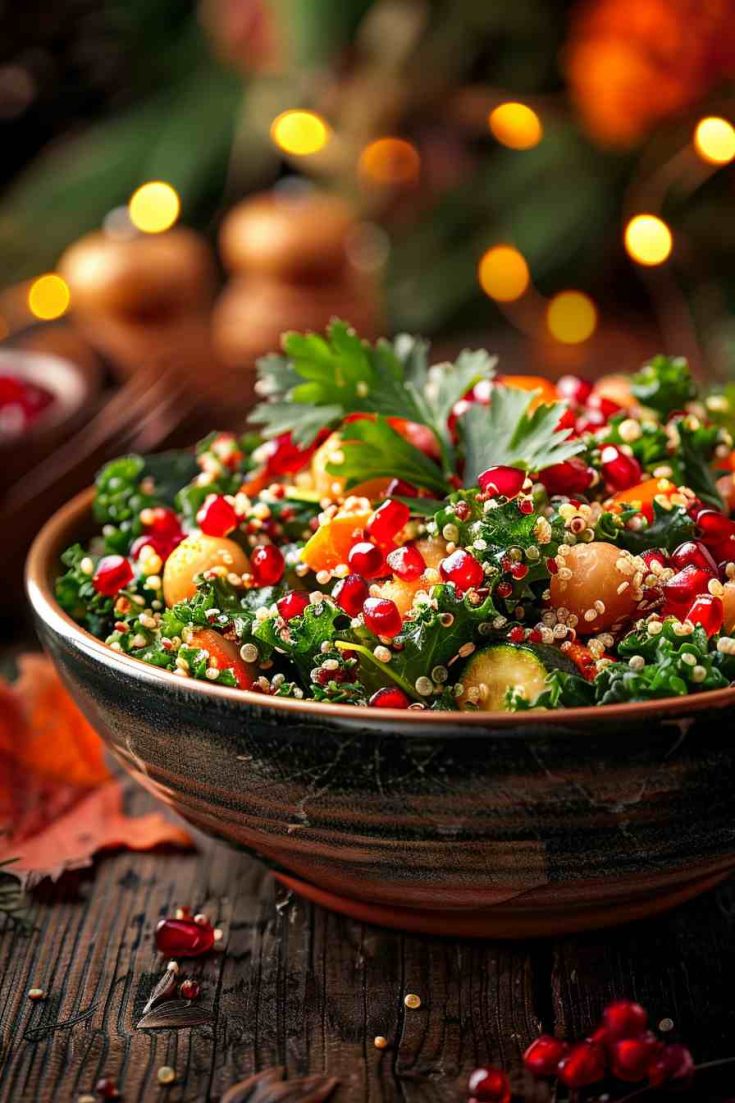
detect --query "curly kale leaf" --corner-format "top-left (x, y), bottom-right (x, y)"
top-left (631, 355), bottom-right (697, 417)
top-left (616, 501), bottom-right (695, 554)
top-left (601, 416), bottom-right (670, 470)
top-left (55, 544), bottom-right (116, 636)
top-left (94, 450), bottom-right (197, 552)
top-left (595, 621), bottom-right (730, 703)
top-left (347, 585), bottom-right (497, 701)
top-left (161, 578), bottom-right (282, 658)
top-left (253, 599), bottom-right (348, 684)
top-left (460, 386), bottom-right (582, 486)
top-left (669, 419), bottom-right (723, 509)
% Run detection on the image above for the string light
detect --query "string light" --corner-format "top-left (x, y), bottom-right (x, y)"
top-left (28, 274), bottom-right (70, 321)
top-left (358, 138), bottom-right (420, 186)
top-left (478, 245), bottom-right (530, 302)
top-left (694, 117), bottom-right (735, 166)
top-left (489, 103), bottom-right (543, 150)
top-left (270, 110), bottom-right (331, 156)
top-left (546, 291), bottom-right (597, 344)
top-left (624, 214), bottom-right (673, 266)
top-left (128, 181), bottom-right (180, 234)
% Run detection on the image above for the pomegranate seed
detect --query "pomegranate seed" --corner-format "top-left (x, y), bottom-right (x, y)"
top-left (146, 506), bottom-right (182, 538)
top-left (386, 544), bottom-right (425, 580)
top-left (155, 916), bottom-right (215, 958)
top-left (518, 498), bottom-right (534, 515)
top-left (348, 541), bottom-right (386, 579)
top-left (671, 540), bottom-right (717, 574)
top-left (263, 431), bottom-right (326, 476)
top-left (455, 501), bottom-right (471, 521)
top-left (610, 1033), bottom-right (662, 1082)
top-left (641, 548), bottom-right (669, 572)
top-left (662, 565), bottom-right (713, 615)
top-left (197, 494), bottom-right (238, 537)
top-left (697, 509), bottom-right (735, 560)
top-left (276, 591), bottom-right (310, 621)
top-left (523, 1035), bottom-right (568, 1077)
top-left (130, 534), bottom-right (171, 562)
top-left (557, 375), bottom-right (593, 406)
top-left (547, 557), bottom-right (558, 574)
top-left (477, 465), bottom-right (525, 498)
top-left (527, 628), bottom-right (543, 643)
top-left (496, 581), bottom-right (514, 598)
top-left (93, 556), bottom-right (133, 596)
top-left (647, 1043), bottom-right (695, 1088)
top-left (332, 575), bottom-right (369, 617)
top-left (508, 626), bottom-right (525, 643)
top-left (600, 445), bottom-right (642, 492)
top-left (363, 597), bottom-right (402, 638)
top-left (367, 500), bottom-right (411, 545)
top-left (369, 687), bottom-right (411, 708)
top-left (179, 978), bottom-right (201, 1000)
top-left (251, 545), bottom-right (285, 586)
top-left (588, 394), bottom-right (623, 418)
top-left (510, 562), bottom-right (528, 580)
top-left (467, 1067), bottom-right (510, 1103)
top-left (95, 1078), bottom-right (119, 1099)
top-left (686, 593), bottom-right (723, 636)
top-left (440, 549), bottom-right (485, 595)
top-left (603, 999), bottom-right (648, 1040)
top-left (538, 457), bottom-right (594, 496)
top-left (557, 1042), bottom-right (606, 1089)
top-left (556, 406), bottom-right (577, 434)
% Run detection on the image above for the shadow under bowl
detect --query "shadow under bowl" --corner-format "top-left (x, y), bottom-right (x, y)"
top-left (26, 488), bottom-right (735, 938)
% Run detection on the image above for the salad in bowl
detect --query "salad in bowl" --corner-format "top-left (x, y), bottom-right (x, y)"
top-left (56, 322), bottom-right (735, 714)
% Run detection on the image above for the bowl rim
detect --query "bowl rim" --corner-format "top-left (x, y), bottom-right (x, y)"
top-left (25, 485), bottom-right (735, 728)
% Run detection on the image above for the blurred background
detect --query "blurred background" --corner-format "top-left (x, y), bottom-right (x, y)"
top-left (1, 0), bottom-right (734, 628)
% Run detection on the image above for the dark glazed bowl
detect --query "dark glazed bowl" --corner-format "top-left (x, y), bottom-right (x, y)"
top-left (26, 489), bottom-right (735, 937)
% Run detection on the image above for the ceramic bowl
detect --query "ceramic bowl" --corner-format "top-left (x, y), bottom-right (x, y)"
top-left (26, 488), bottom-right (735, 937)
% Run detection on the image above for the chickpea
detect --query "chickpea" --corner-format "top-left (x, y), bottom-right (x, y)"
top-left (549, 541), bottom-right (640, 633)
top-left (163, 535), bottom-right (249, 607)
top-left (721, 581), bottom-right (735, 634)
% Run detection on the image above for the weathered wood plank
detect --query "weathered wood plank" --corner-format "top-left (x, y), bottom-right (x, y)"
top-left (1, 799), bottom-right (735, 1102)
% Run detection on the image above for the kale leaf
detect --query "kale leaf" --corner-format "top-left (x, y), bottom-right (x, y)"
top-left (630, 355), bottom-right (697, 417)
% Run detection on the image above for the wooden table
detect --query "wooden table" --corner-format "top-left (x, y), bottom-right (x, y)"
top-left (1, 779), bottom-right (735, 1103)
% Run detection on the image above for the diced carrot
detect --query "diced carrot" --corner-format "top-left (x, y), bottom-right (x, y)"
top-left (189, 628), bottom-right (256, 690)
top-left (300, 507), bottom-right (373, 572)
top-left (564, 642), bottom-right (605, 682)
top-left (610, 477), bottom-right (676, 521)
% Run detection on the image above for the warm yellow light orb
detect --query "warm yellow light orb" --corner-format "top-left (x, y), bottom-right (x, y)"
top-left (128, 181), bottom-right (181, 234)
top-left (270, 110), bottom-right (331, 156)
top-left (478, 245), bottom-right (530, 302)
top-left (489, 103), bottom-right (543, 150)
top-left (358, 138), bottom-right (421, 186)
top-left (694, 116), bottom-right (735, 165)
top-left (624, 214), bottom-right (673, 266)
top-left (28, 274), bottom-right (71, 321)
top-left (546, 291), bottom-right (597, 344)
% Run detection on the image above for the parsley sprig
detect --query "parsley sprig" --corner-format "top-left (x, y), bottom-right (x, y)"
top-left (250, 320), bottom-right (495, 489)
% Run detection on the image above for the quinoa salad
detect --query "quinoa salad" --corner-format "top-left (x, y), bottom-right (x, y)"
top-left (57, 322), bottom-right (735, 711)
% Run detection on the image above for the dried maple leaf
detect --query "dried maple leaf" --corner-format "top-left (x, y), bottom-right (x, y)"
top-left (0, 654), bottom-right (192, 881)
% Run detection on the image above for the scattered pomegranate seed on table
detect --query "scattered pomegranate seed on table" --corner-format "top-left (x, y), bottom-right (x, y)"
top-left (179, 978), bottom-right (201, 1000)
top-left (467, 1066), bottom-right (511, 1103)
top-left (522, 1034), bottom-right (568, 1077)
top-left (154, 915), bottom-right (215, 958)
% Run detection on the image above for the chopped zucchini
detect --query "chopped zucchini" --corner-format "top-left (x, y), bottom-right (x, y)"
top-left (457, 643), bottom-right (575, 711)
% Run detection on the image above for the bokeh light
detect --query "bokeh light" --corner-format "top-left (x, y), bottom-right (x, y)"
top-left (28, 274), bottom-right (71, 321)
top-left (270, 110), bottom-right (331, 156)
top-left (478, 245), bottom-right (530, 302)
top-left (488, 103), bottom-right (543, 150)
top-left (546, 291), bottom-right (597, 344)
top-left (358, 138), bottom-right (421, 186)
top-left (128, 181), bottom-right (180, 234)
top-left (624, 214), bottom-right (673, 266)
top-left (694, 116), bottom-right (735, 166)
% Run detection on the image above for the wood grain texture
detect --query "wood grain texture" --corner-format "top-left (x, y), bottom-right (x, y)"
top-left (1, 787), bottom-right (734, 1103)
